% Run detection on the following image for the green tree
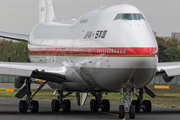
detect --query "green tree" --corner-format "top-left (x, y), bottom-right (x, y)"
top-left (0, 39), bottom-right (30, 62)
top-left (156, 37), bottom-right (169, 62)
top-left (164, 38), bottom-right (180, 62)
top-left (156, 37), bottom-right (180, 62)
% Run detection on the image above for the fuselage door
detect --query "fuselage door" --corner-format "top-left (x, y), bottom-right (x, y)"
top-left (51, 39), bottom-right (57, 63)
top-left (69, 39), bottom-right (74, 63)
top-left (88, 38), bottom-right (93, 63)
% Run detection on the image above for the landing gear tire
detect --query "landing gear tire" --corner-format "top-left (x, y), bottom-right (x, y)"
top-left (129, 105), bottom-right (135, 119)
top-left (101, 99), bottom-right (110, 112)
top-left (31, 100), bottom-right (39, 113)
top-left (131, 100), bottom-right (136, 106)
top-left (51, 99), bottom-right (60, 112)
top-left (90, 99), bottom-right (99, 112)
top-left (143, 100), bottom-right (151, 112)
top-left (63, 100), bottom-right (71, 112)
top-left (131, 100), bottom-right (140, 113)
top-left (119, 105), bottom-right (125, 119)
top-left (19, 100), bottom-right (27, 113)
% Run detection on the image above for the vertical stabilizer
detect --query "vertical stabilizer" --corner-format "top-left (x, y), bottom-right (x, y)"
top-left (39, 0), bottom-right (57, 23)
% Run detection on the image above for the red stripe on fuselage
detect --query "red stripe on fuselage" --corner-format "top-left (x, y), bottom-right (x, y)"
top-left (28, 47), bottom-right (158, 56)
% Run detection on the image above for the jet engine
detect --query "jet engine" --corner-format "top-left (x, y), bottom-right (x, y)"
top-left (162, 74), bottom-right (174, 83)
top-left (14, 77), bottom-right (26, 88)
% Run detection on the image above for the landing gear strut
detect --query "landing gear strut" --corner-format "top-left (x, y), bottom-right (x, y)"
top-left (17, 78), bottom-right (46, 113)
top-left (51, 91), bottom-right (72, 112)
top-left (119, 80), bottom-right (136, 119)
top-left (131, 87), bottom-right (154, 113)
top-left (90, 92), bottom-right (110, 112)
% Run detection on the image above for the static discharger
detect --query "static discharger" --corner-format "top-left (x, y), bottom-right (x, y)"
top-left (0, 88), bottom-right (14, 92)
top-left (154, 85), bottom-right (170, 89)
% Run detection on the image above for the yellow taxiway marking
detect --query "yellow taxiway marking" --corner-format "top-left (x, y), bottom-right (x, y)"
top-left (154, 85), bottom-right (169, 89)
top-left (101, 112), bottom-right (119, 116)
top-left (0, 88), bottom-right (14, 92)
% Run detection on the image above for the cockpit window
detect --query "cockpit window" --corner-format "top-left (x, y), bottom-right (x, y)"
top-left (114, 13), bottom-right (145, 21)
top-left (114, 14), bottom-right (121, 20)
top-left (122, 14), bottom-right (132, 20)
top-left (133, 14), bottom-right (145, 20)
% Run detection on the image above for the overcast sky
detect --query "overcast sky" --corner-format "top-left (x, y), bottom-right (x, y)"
top-left (0, 0), bottom-right (179, 36)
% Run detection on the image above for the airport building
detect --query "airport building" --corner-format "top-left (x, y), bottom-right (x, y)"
top-left (155, 32), bottom-right (180, 41)
top-left (171, 32), bottom-right (180, 40)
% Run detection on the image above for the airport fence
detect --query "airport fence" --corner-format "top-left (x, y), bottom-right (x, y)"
top-left (150, 76), bottom-right (180, 85)
top-left (0, 75), bottom-right (180, 85)
top-left (0, 75), bottom-right (16, 83)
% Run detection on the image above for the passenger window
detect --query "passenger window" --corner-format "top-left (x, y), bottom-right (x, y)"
top-left (120, 49), bottom-right (122, 53)
top-left (101, 49), bottom-right (102, 53)
top-left (117, 49), bottom-right (119, 53)
top-left (103, 49), bottom-right (104, 53)
top-left (123, 49), bottom-right (126, 53)
top-left (112, 49), bottom-right (113, 53)
top-left (105, 49), bottom-right (106, 53)
top-left (114, 49), bottom-right (116, 53)
top-left (97, 49), bottom-right (98, 53)
top-left (107, 49), bottom-right (108, 53)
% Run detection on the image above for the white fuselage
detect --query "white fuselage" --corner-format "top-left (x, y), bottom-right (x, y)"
top-left (28, 4), bottom-right (158, 92)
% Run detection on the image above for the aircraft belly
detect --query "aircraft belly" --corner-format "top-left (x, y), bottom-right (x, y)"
top-left (79, 57), bottom-right (157, 91)
top-left (29, 54), bottom-right (157, 92)
top-left (47, 81), bottom-right (94, 91)
top-left (81, 68), bottom-right (156, 91)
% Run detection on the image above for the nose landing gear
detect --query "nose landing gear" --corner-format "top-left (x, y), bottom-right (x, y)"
top-left (119, 80), bottom-right (136, 119)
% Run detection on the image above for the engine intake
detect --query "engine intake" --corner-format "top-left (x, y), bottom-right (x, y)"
top-left (14, 77), bottom-right (26, 88)
top-left (162, 75), bottom-right (174, 83)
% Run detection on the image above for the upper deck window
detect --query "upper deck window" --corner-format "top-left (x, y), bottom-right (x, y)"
top-left (114, 13), bottom-right (145, 21)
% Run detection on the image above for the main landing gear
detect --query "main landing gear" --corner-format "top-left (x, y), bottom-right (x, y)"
top-left (16, 78), bottom-right (47, 113)
top-left (131, 87), bottom-right (156, 113)
top-left (90, 92), bottom-right (110, 112)
top-left (51, 91), bottom-right (72, 112)
top-left (119, 80), bottom-right (136, 119)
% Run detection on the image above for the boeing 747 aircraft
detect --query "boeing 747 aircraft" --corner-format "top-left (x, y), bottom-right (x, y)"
top-left (0, 0), bottom-right (179, 119)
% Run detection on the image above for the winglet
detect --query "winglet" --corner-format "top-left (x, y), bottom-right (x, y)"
top-left (39, 0), bottom-right (57, 23)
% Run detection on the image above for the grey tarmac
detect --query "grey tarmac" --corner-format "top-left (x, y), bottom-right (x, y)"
top-left (0, 99), bottom-right (179, 120)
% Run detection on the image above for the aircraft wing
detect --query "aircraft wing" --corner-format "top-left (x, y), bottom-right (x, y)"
top-left (0, 31), bottom-right (29, 42)
top-left (156, 62), bottom-right (180, 77)
top-left (0, 62), bottom-right (67, 83)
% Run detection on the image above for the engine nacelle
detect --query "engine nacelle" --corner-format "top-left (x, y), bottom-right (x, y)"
top-left (162, 75), bottom-right (174, 83)
top-left (14, 77), bottom-right (26, 88)
top-left (47, 81), bottom-right (63, 90)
